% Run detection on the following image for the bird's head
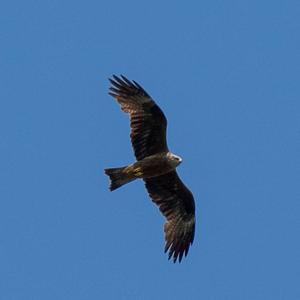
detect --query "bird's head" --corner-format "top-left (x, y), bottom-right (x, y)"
top-left (167, 152), bottom-right (182, 167)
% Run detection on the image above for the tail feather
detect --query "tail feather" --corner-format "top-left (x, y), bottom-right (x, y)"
top-left (104, 166), bottom-right (135, 191)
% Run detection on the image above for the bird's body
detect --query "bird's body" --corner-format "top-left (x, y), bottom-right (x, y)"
top-left (104, 75), bottom-right (196, 263)
top-left (105, 152), bottom-right (182, 190)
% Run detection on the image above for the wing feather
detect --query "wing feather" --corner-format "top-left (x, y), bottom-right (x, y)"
top-left (144, 171), bottom-right (195, 263)
top-left (109, 75), bottom-right (168, 160)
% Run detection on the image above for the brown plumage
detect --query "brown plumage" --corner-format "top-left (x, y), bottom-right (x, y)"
top-left (108, 75), bottom-right (167, 161)
top-left (105, 75), bottom-right (196, 263)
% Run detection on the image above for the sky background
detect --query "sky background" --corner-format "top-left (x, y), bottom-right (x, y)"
top-left (1, 0), bottom-right (299, 299)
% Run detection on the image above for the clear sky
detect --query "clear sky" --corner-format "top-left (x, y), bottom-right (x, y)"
top-left (1, 0), bottom-right (299, 299)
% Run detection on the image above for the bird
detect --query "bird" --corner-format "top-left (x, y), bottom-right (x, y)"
top-left (104, 75), bottom-right (195, 263)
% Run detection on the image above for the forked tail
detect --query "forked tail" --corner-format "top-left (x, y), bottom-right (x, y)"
top-left (104, 166), bottom-right (135, 191)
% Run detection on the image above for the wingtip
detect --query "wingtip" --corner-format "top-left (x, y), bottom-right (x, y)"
top-left (108, 74), bottom-right (122, 85)
top-left (108, 77), bottom-right (115, 84)
top-left (108, 74), bottom-right (150, 98)
top-left (120, 75), bottom-right (132, 85)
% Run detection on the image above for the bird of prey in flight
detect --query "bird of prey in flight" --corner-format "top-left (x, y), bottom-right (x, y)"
top-left (105, 75), bottom-right (195, 263)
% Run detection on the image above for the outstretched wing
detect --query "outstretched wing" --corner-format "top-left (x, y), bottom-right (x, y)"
top-left (109, 75), bottom-right (168, 161)
top-left (144, 171), bottom-right (196, 263)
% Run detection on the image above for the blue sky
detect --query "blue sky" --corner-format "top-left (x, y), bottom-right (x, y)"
top-left (1, 0), bottom-right (299, 299)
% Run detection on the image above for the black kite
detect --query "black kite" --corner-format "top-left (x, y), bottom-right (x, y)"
top-left (105, 75), bottom-right (195, 263)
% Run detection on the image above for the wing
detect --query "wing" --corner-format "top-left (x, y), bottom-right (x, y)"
top-left (109, 75), bottom-right (168, 161)
top-left (144, 171), bottom-right (196, 263)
